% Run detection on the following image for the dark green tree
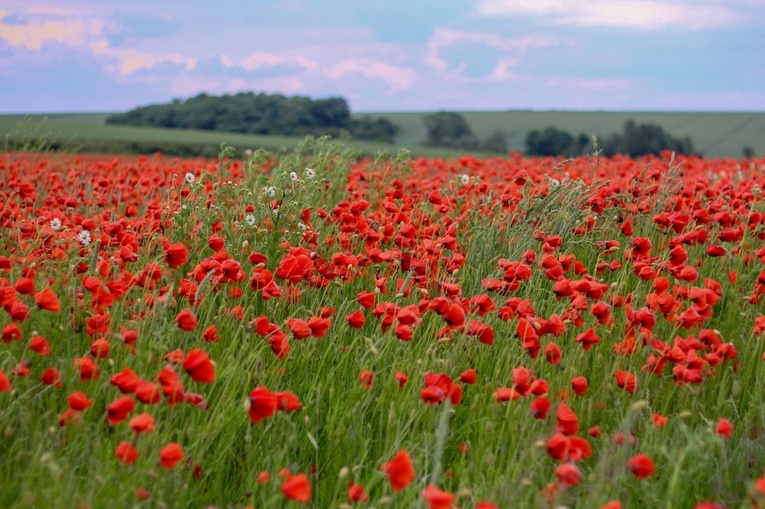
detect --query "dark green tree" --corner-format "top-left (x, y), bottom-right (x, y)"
top-left (423, 111), bottom-right (479, 150)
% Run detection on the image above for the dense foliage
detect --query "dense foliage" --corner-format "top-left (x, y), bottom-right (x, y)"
top-left (526, 121), bottom-right (698, 157)
top-left (423, 112), bottom-right (507, 154)
top-left (106, 92), bottom-right (400, 143)
top-left (2, 140), bottom-right (765, 509)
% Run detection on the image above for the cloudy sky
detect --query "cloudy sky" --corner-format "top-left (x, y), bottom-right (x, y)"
top-left (1, 0), bottom-right (764, 113)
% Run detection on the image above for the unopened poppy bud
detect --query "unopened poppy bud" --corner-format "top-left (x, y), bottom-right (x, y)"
top-left (378, 496), bottom-right (393, 505)
top-left (338, 466), bottom-right (349, 479)
top-left (679, 410), bottom-right (692, 419)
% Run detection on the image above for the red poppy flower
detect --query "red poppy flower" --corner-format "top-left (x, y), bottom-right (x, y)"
top-left (107, 396), bottom-right (135, 425)
top-left (67, 391), bottom-right (93, 411)
top-left (129, 413), bottom-right (155, 435)
top-left (248, 387), bottom-right (277, 423)
top-left (175, 308), bottom-right (198, 331)
top-left (571, 376), bottom-right (588, 396)
top-left (28, 335), bottom-right (50, 355)
top-left (0, 370), bottom-right (11, 393)
top-left (422, 484), bottom-right (455, 509)
top-left (459, 369), bottom-right (477, 384)
top-left (275, 391), bottom-right (302, 412)
top-left (110, 367), bottom-right (141, 394)
top-left (627, 453), bottom-right (655, 479)
top-left (115, 441), bottom-right (138, 464)
top-left (183, 349), bottom-right (215, 383)
top-left (555, 462), bottom-right (582, 487)
top-left (286, 318), bottom-right (312, 339)
top-left (359, 370), bottom-right (374, 389)
top-left (382, 449), bottom-right (415, 492)
top-left (348, 482), bottom-right (368, 502)
top-left (135, 380), bottom-right (162, 404)
top-left (575, 328), bottom-right (600, 351)
top-left (159, 442), bottom-right (184, 469)
top-left (395, 371), bottom-right (408, 387)
top-left (202, 324), bottom-right (220, 342)
top-left (556, 404), bottom-right (579, 435)
top-left (40, 367), bottom-right (62, 387)
top-left (1, 323), bottom-right (22, 343)
top-left (345, 309), bottom-right (366, 328)
top-left (34, 288), bottom-right (60, 312)
top-left (165, 242), bottom-right (189, 269)
top-left (716, 418), bottom-right (733, 438)
top-left (307, 316), bottom-right (331, 337)
top-left (74, 356), bottom-right (100, 381)
top-left (614, 370), bottom-right (638, 394)
top-left (281, 473), bottom-right (311, 504)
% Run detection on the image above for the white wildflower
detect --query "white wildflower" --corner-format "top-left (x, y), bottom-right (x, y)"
top-left (244, 149), bottom-right (253, 158)
top-left (185, 172), bottom-right (196, 184)
top-left (50, 218), bottom-right (62, 231)
top-left (290, 171), bottom-right (299, 181)
top-left (264, 186), bottom-right (276, 198)
top-left (459, 174), bottom-right (470, 185)
top-left (245, 214), bottom-right (257, 227)
top-left (77, 230), bottom-right (91, 246)
top-left (305, 168), bottom-right (316, 179)
top-left (298, 221), bottom-right (309, 231)
top-left (549, 178), bottom-right (561, 188)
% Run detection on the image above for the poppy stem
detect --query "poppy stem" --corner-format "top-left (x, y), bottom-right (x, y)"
top-left (430, 400), bottom-right (454, 486)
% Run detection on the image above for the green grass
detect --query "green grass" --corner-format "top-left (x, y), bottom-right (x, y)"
top-left (3, 110), bottom-right (764, 158)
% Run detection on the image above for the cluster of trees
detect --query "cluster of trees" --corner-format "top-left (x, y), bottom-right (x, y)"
top-left (423, 112), bottom-right (507, 154)
top-left (106, 92), bottom-right (400, 144)
top-left (526, 120), bottom-right (698, 157)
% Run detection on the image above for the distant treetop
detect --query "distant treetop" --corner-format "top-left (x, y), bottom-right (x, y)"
top-left (106, 92), bottom-right (399, 144)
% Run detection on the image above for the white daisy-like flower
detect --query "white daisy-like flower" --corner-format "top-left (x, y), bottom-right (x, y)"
top-left (290, 171), bottom-right (299, 181)
top-left (305, 168), bottom-right (316, 179)
top-left (50, 218), bottom-right (62, 231)
top-left (185, 172), bottom-right (196, 184)
top-left (264, 186), bottom-right (276, 198)
top-left (459, 174), bottom-right (471, 185)
top-left (298, 221), bottom-right (309, 230)
top-left (77, 230), bottom-right (92, 246)
top-left (245, 213), bottom-right (257, 226)
top-left (549, 178), bottom-right (561, 188)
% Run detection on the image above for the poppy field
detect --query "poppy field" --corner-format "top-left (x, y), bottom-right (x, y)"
top-left (3, 138), bottom-right (765, 508)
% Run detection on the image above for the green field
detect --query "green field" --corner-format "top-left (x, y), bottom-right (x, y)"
top-left (2, 110), bottom-right (764, 158)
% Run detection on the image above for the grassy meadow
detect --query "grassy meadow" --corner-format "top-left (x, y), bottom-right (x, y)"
top-left (2, 137), bottom-right (765, 508)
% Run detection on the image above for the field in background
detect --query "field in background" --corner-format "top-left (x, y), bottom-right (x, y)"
top-left (2, 110), bottom-right (764, 158)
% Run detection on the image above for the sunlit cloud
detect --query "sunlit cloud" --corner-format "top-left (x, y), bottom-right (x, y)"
top-left (89, 40), bottom-right (196, 75)
top-left (0, 9), bottom-right (103, 49)
top-left (476, 0), bottom-right (746, 30)
top-left (326, 59), bottom-right (417, 93)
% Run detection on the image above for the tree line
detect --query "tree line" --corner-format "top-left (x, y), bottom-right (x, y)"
top-left (423, 111), bottom-right (699, 157)
top-left (106, 92), bottom-right (400, 144)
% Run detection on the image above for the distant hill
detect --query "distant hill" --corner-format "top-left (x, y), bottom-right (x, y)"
top-left (2, 110), bottom-right (764, 158)
top-left (358, 110), bottom-right (765, 158)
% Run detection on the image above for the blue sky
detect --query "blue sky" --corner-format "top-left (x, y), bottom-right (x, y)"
top-left (1, 0), bottom-right (764, 112)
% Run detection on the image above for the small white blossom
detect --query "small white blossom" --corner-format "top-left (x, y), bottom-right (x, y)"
top-left (298, 221), bottom-right (309, 230)
top-left (185, 172), bottom-right (196, 184)
top-left (305, 168), bottom-right (316, 179)
top-left (272, 208), bottom-right (279, 215)
top-left (245, 213), bottom-right (257, 226)
top-left (77, 230), bottom-right (91, 246)
top-left (50, 218), bottom-right (62, 231)
top-left (290, 171), bottom-right (299, 181)
top-left (549, 178), bottom-right (561, 188)
top-left (244, 149), bottom-right (253, 158)
top-left (264, 186), bottom-right (276, 198)
top-left (459, 174), bottom-right (471, 186)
